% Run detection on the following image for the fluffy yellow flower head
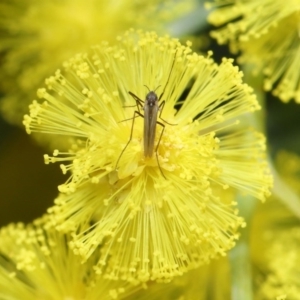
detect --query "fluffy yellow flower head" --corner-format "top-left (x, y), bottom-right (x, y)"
top-left (206, 0), bottom-right (300, 103)
top-left (0, 216), bottom-right (139, 300)
top-left (24, 30), bottom-right (272, 282)
top-left (0, 0), bottom-right (196, 125)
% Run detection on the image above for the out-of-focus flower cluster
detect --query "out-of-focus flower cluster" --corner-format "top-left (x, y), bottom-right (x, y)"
top-left (0, 215), bottom-right (141, 299)
top-left (206, 0), bottom-right (300, 103)
top-left (0, 0), bottom-right (196, 125)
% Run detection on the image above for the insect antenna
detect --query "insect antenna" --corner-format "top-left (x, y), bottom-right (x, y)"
top-left (158, 50), bottom-right (177, 101)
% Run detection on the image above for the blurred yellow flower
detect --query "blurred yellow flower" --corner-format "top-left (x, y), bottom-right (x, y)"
top-left (24, 30), bottom-right (272, 282)
top-left (255, 227), bottom-right (300, 300)
top-left (250, 150), bottom-right (300, 300)
top-left (206, 0), bottom-right (300, 103)
top-left (276, 150), bottom-right (300, 194)
top-left (0, 215), bottom-right (140, 299)
top-left (0, 0), bottom-right (196, 125)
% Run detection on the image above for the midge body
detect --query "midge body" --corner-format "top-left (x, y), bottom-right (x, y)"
top-left (116, 52), bottom-right (177, 178)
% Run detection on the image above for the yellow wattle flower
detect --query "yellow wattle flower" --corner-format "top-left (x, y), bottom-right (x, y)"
top-left (206, 0), bottom-right (300, 103)
top-left (0, 0), bottom-right (196, 125)
top-left (0, 216), bottom-right (140, 299)
top-left (24, 30), bottom-right (272, 282)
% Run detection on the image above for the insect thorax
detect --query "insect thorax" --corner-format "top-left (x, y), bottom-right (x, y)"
top-left (146, 91), bottom-right (158, 107)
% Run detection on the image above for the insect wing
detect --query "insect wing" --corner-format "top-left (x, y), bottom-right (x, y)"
top-left (143, 103), bottom-right (159, 157)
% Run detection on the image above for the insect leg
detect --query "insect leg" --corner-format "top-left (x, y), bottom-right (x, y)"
top-left (116, 110), bottom-right (144, 170)
top-left (116, 92), bottom-right (145, 170)
top-left (128, 91), bottom-right (144, 113)
top-left (119, 114), bottom-right (141, 123)
top-left (158, 100), bottom-right (177, 126)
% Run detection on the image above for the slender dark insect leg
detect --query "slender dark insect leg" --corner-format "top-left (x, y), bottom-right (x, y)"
top-left (119, 114), bottom-right (141, 123)
top-left (115, 91), bottom-right (144, 170)
top-left (158, 100), bottom-right (177, 126)
top-left (122, 104), bottom-right (140, 108)
top-left (115, 110), bottom-right (144, 170)
top-left (128, 91), bottom-right (144, 113)
top-left (155, 121), bottom-right (167, 179)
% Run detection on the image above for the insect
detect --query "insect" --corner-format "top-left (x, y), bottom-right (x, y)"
top-left (116, 51), bottom-right (177, 178)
